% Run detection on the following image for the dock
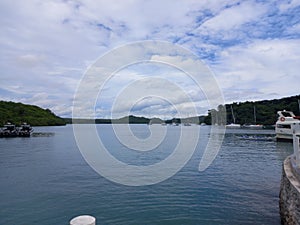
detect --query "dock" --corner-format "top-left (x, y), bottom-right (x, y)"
top-left (279, 123), bottom-right (300, 225)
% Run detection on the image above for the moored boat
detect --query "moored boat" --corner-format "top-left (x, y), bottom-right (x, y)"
top-left (18, 123), bottom-right (33, 137)
top-left (242, 106), bottom-right (263, 129)
top-left (275, 110), bottom-right (300, 141)
top-left (242, 124), bottom-right (263, 129)
top-left (0, 122), bottom-right (33, 138)
top-left (226, 123), bottom-right (241, 129)
top-left (0, 123), bottom-right (18, 137)
top-left (226, 105), bottom-right (241, 129)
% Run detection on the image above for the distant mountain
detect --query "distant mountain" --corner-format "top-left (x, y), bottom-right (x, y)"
top-left (204, 95), bottom-right (300, 125)
top-left (64, 95), bottom-right (300, 126)
top-left (113, 115), bottom-right (151, 124)
top-left (66, 115), bottom-right (152, 124)
top-left (67, 115), bottom-right (206, 124)
top-left (0, 101), bottom-right (66, 126)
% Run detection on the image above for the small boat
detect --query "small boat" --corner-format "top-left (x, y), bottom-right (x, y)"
top-left (242, 106), bottom-right (263, 129)
top-left (226, 105), bottom-right (241, 129)
top-left (242, 124), bottom-right (263, 129)
top-left (18, 123), bottom-right (33, 137)
top-left (275, 110), bottom-right (300, 141)
top-left (0, 123), bottom-right (18, 137)
top-left (0, 122), bottom-right (33, 138)
top-left (226, 123), bottom-right (241, 129)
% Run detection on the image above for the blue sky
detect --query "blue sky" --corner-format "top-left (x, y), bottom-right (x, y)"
top-left (0, 0), bottom-right (300, 118)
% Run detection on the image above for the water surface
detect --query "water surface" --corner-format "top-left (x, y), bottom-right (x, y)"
top-left (0, 125), bottom-right (293, 224)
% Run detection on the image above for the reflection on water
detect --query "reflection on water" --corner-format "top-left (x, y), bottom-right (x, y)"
top-left (32, 132), bottom-right (55, 137)
top-left (0, 125), bottom-right (294, 225)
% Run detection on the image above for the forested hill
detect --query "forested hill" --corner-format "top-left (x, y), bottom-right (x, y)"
top-left (3, 94), bottom-right (298, 126)
top-left (0, 101), bottom-right (66, 126)
top-left (204, 95), bottom-right (300, 125)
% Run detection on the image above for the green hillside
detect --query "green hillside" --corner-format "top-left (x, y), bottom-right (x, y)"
top-left (0, 101), bottom-right (66, 126)
top-left (204, 95), bottom-right (300, 125)
top-left (66, 115), bottom-right (152, 124)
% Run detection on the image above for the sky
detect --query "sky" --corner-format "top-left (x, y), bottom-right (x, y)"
top-left (0, 0), bottom-right (300, 118)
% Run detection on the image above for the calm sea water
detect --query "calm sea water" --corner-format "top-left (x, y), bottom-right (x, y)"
top-left (0, 125), bottom-right (293, 225)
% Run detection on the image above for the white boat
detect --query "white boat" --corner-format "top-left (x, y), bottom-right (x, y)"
top-left (275, 110), bottom-right (300, 141)
top-left (243, 124), bottom-right (263, 129)
top-left (226, 105), bottom-right (241, 128)
top-left (226, 123), bottom-right (241, 129)
top-left (243, 106), bottom-right (263, 129)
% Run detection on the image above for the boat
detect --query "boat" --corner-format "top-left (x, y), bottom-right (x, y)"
top-left (226, 123), bottom-right (241, 129)
top-left (0, 122), bottom-right (33, 137)
top-left (226, 105), bottom-right (241, 129)
top-left (0, 123), bottom-right (18, 137)
top-left (18, 123), bottom-right (33, 137)
top-left (242, 106), bottom-right (263, 129)
top-left (243, 124), bottom-right (263, 129)
top-left (275, 110), bottom-right (300, 141)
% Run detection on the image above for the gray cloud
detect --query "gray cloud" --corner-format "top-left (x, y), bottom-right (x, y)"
top-left (0, 0), bottom-right (299, 117)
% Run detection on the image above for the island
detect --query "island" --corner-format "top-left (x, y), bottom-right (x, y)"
top-left (0, 101), bottom-right (66, 126)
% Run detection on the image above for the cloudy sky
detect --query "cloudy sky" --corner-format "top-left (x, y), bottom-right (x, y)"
top-left (0, 0), bottom-right (299, 118)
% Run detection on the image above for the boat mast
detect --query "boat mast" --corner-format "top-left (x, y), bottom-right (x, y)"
top-left (231, 105), bottom-right (236, 124)
top-left (254, 105), bottom-right (256, 124)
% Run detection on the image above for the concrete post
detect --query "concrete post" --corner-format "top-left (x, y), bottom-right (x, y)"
top-left (70, 215), bottom-right (96, 225)
top-left (294, 136), bottom-right (300, 167)
top-left (292, 123), bottom-right (300, 167)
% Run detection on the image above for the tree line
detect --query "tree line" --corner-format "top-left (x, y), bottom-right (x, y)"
top-left (204, 95), bottom-right (300, 125)
top-left (0, 101), bottom-right (66, 126)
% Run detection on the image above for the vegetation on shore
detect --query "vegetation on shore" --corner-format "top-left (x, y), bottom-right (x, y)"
top-left (65, 115), bottom-right (207, 125)
top-left (204, 95), bottom-right (300, 125)
top-left (0, 101), bottom-right (66, 126)
top-left (1, 95), bottom-right (299, 126)
top-left (65, 115), bottom-right (159, 124)
top-left (68, 95), bottom-right (299, 125)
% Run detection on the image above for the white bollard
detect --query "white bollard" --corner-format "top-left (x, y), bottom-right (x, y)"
top-left (70, 215), bottom-right (96, 225)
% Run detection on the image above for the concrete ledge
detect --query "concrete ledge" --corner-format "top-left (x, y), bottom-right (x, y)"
top-left (279, 156), bottom-right (300, 225)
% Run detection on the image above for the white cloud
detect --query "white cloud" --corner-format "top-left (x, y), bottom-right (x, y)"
top-left (16, 54), bottom-right (45, 68)
top-left (196, 1), bottom-right (268, 38)
top-left (212, 39), bottom-right (300, 102)
top-left (0, 0), bottom-right (299, 117)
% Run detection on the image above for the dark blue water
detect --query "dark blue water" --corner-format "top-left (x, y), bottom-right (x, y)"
top-left (0, 125), bottom-right (293, 225)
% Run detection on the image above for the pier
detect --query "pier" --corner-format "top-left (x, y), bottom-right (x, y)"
top-left (279, 123), bottom-right (300, 225)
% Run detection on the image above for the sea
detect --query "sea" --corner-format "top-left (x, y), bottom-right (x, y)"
top-left (0, 124), bottom-right (293, 225)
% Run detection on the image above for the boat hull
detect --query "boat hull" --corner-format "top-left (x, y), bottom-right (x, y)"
top-left (275, 110), bottom-right (300, 142)
top-left (276, 135), bottom-right (293, 142)
top-left (0, 123), bottom-right (33, 138)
